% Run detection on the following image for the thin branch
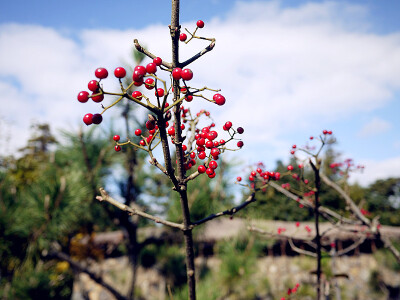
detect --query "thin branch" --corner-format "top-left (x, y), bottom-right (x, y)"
top-left (320, 174), bottom-right (371, 225)
top-left (133, 39), bottom-right (172, 69)
top-left (288, 238), bottom-right (318, 257)
top-left (190, 193), bottom-right (256, 228)
top-left (336, 235), bottom-right (366, 256)
top-left (48, 250), bottom-right (128, 300)
top-left (269, 181), bottom-right (358, 225)
top-left (96, 188), bottom-right (184, 230)
top-left (180, 41), bottom-right (216, 68)
top-left (380, 235), bottom-right (400, 264)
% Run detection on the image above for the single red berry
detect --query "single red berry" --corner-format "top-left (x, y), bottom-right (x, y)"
top-left (140, 139), bottom-right (146, 146)
top-left (198, 165), bottom-right (206, 173)
top-left (220, 139), bottom-right (226, 145)
top-left (213, 141), bottom-right (219, 147)
top-left (292, 144), bottom-right (297, 149)
top-left (275, 172), bottom-right (280, 180)
top-left (198, 151), bottom-right (206, 159)
top-left (328, 130), bottom-right (332, 134)
top-left (196, 138), bottom-right (205, 146)
top-left (323, 130), bottom-right (328, 134)
top-left (172, 68), bottom-right (182, 80)
top-left (146, 120), bottom-right (155, 130)
top-left (115, 145), bottom-right (121, 152)
top-left (77, 91), bottom-right (89, 103)
top-left (179, 33), bottom-right (187, 42)
top-left (181, 124), bottom-right (185, 130)
top-left (213, 93), bottom-right (226, 105)
top-left (155, 88), bottom-right (164, 97)
top-left (132, 69), bottom-right (145, 82)
top-left (135, 129), bottom-right (142, 136)
top-left (88, 80), bottom-right (99, 92)
top-left (225, 121), bottom-right (232, 130)
top-left (114, 67), bottom-right (126, 78)
top-left (185, 95), bottom-right (193, 102)
top-left (208, 172), bottom-right (216, 178)
top-left (249, 175), bottom-right (254, 181)
top-left (133, 80), bottom-right (143, 87)
top-left (205, 140), bottom-right (213, 148)
top-left (237, 141), bottom-right (244, 148)
top-left (132, 91), bottom-right (143, 100)
top-left (209, 160), bottom-right (218, 169)
top-left (91, 92), bottom-right (104, 103)
top-left (211, 148), bottom-right (220, 156)
top-left (310, 136), bottom-right (314, 140)
top-left (304, 179), bottom-right (309, 184)
top-left (168, 127), bottom-right (175, 136)
top-left (290, 150), bottom-right (295, 155)
top-left (205, 167), bottom-right (214, 175)
top-left (237, 176), bottom-right (242, 182)
top-left (83, 113), bottom-right (93, 125)
top-left (237, 127), bottom-right (244, 134)
top-left (144, 78), bottom-right (155, 90)
top-left (181, 69), bottom-right (193, 81)
top-left (113, 135), bottom-right (120, 141)
top-left (196, 20), bottom-right (204, 28)
top-left (296, 221), bottom-right (300, 227)
top-left (95, 67), bottom-right (108, 79)
top-left (153, 57), bottom-right (162, 66)
top-left (257, 168), bottom-right (262, 173)
top-left (146, 63), bottom-right (157, 74)
top-left (287, 165), bottom-right (294, 171)
top-left (251, 171), bottom-right (257, 176)
top-left (92, 113), bottom-right (103, 124)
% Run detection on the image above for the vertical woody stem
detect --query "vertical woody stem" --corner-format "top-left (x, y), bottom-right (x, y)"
top-left (170, 1), bottom-right (196, 299)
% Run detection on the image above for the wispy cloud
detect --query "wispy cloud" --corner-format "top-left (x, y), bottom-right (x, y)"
top-left (358, 117), bottom-right (392, 137)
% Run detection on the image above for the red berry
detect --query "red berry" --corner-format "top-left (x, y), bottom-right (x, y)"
top-left (88, 80), bottom-right (99, 92)
top-left (225, 121), bottom-right (232, 130)
top-left (237, 141), bottom-right (244, 148)
top-left (132, 91), bottom-right (143, 100)
top-left (205, 168), bottom-right (214, 175)
top-left (249, 175), bottom-right (254, 181)
top-left (292, 144), bottom-right (297, 149)
top-left (132, 67), bottom-right (145, 81)
top-left (95, 68), bottom-right (108, 79)
top-left (190, 152), bottom-right (196, 159)
top-left (172, 68), bottom-right (182, 80)
top-left (196, 20), bottom-right (204, 28)
top-left (115, 145), bottom-right (121, 152)
top-left (92, 113), bottom-right (103, 124)
top-left (198, 165), bottom-right (206, 173)
top-left (144, 78), bottom-right (155, 90)
top-left (135, 129), bottom-right (142, 136)
top-left (287, 165), bottom-right (294, 171)
top-left (146, 63), bottom-right (157, 74)
top-left (275, 172), bottom-right (280, 180)
top-left (179, 33), bottom-right (187, 42)
top-left (185, 95), bottom-right (193, 102)
top-left (114, 67), bottom-right (126, 78)
top-left (198, 151), bottom-right (206, 159)
top-left (323, 130), bottom-right (328, 135)
top-left (140, 139), bottom-right (146, 146)
top-left (290, 150), bottom-right (295, 155)
top-left (153, 57), bottom-right (162, 66)
top-left (146, 120), bottom-right (155, 130)
top-left (237, 176), bottom-right (242, 182)
top-left (113, 135), bottom-right (120, 141)
top-left (208, 172), bottom-right (216, 178)
top-left (209, 160), bottom-right (218, 169)
top-left (210, 148), bottom-right (220, 156)
top-left (168, 127), bottom-right (175, 136)
top-left (83, 113), bottom-right (93, 125)
top-left (205, 140), bottom-right (213, 148)
top-left (133, 80), bottom-right (143, 87)
top-left (213, 93), bottom-right (226, 106)
top-left (181, 69), bottom-right (193, 81)
top-left (91, 92), bottom-right (104, 103)
top-left (155, 88), bottom-right (164, 97)
top-left (237, 127), bottom-right (244, 134)
top-left (196, 138), bottom-right (205, 146)
top-left (310, 136), bottom-right (314, 140)
top-left (77, 91), bottom-right (89, 103)
top-left (220, 139), bottom-right (226, 145)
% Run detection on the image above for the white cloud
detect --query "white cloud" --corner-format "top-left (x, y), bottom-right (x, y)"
top-left (358, 117), bottom-right (392, 137)
top-left (350, 156), bottom-right (400, 186)
top-left (0, 1), bottom-right (400, 183)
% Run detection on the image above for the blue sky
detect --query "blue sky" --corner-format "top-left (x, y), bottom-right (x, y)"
top-left (0, 0), bottom-right (400, 185)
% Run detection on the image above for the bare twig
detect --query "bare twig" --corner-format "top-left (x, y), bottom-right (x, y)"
top-left (96, 188), bottom-right (184, 230)
top-left (191, 193), bottom-right (256, 228)
top-left (133, 39), bottom-right (172, 69)
top-left (180, 41), bottom-right (216, 68)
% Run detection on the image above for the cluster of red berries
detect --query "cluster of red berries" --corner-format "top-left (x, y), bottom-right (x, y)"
top-left (281, 283), bottom-right (300, 299)
top-left (237, 166), bottom-right (281, 189)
